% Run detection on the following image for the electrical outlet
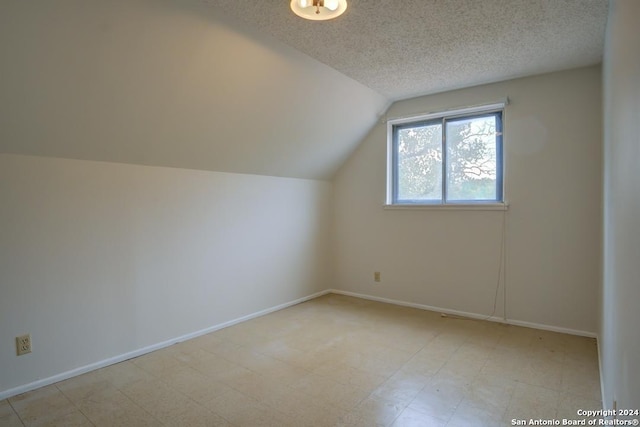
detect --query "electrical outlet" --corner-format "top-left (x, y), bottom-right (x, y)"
top-left (16, 334), bottom-right (31, 356)
top-left (374, 272), bottom-right (381, 282)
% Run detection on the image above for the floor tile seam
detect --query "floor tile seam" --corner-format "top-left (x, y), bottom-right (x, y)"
top-left (500, 385), bottom-right (520, 424)
top-left (560, 368), bottom-right (600, 384)
top-left (304, 369), bottom-right (364, 391)
top-left (428, 353), bottom-right (457, 380)
top-left (62, 406), bottom-right (98, 427)
top-left (561, 358), bottom-right (599, 372)
top-left (162, 404), bottom-right (237, 427)
top-left (131, 359), bottom-right (188, 379)
top-left (265, 361), bottom-right (316, 379)
top-left (254, 388), bottom-right (324, 424)
top-left (401, 343), bottom-right (445, 368)
top-left (555, 390), bottom-right (603, 409)
top-left (403, 393), bottom-right (461, 425)
top-left (142, 394), bottom-right (218, 425)
top-left (505, 379), bottom-right (564, 419)
top-left (194, 346), bottom-right (237, 362)
top-left (195, 352), bottom-right (250, 374)
top-left (425, 374), bottom-right (480, 423)
top-left (370, 395), bottom-right (411, 427)
top-left (221, 359), bottom-right (309, 383)
top-left (197, 376), bottom-right (258, 404)
top-left (460, 350), bottom-right (493, 380)
top-left (457, 394), bottom-right (510, 419)
top-left (248, 348), bottom-right (302, 368)
top-left (299, 384), bottom-right (366, 413)
top-left (376, 406), bottom-right (400, 427)
top-left (52, 383), bottom-right (99, 427)
top-left (375, 338), bottom-right (428, 366)
top-left (524, 353), bottom-right (567, 367)
top-left (154, 366), bottom-right (214, 394)
top-left (370, 364), bottom-right (405, 388)
top-left (515, 375), bottom-right (564, 394)
top-left (362, 378), bottom-right (416, 412)
top-left (556, 388), bottom-right (602, 402)
top-left (5, 398), bottom-right (26, 427)
top-left (115, 381), bottom-right (187, 425)
top-left (175, 362), bottom-right (213, 381)
top-left (558, 389), bottom-right (602, 403)
top-left (11, 384), bottom-right (81, 425)
top-left (217, 374), bottom-right (283, 404)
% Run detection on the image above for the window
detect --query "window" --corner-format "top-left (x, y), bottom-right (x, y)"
top-left (386, 103), bottom-right (504, 206)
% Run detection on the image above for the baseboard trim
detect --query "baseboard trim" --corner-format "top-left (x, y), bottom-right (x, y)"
top-left (328, 289), bottom-right (597, 338)
top-left (596, 333), bottom-right (606, 408)
top-left (0, 289), bottom-right (330, 400)
top-left (0, 287), bottom-right (596, 400)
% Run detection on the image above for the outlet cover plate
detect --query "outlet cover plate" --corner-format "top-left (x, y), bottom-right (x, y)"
top-left (16, 334), bottom-right (32, 356)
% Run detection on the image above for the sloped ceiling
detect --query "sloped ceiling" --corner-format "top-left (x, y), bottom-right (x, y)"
top-left (0, 0), bottom-right (388, 180)
top-left (0, 0), bottom-right (608, 179)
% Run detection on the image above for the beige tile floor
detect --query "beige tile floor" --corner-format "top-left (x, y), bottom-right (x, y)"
top-left (2, 294), bottom-right (602, 426)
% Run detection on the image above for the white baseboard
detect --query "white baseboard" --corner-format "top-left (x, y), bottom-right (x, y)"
top-left (1, 287), bottom-right (596, 400)
top-left (0, 290), bottom-right (330, 400)
top-left (596, 333), bottom-right (606, 408)
top-left (328, 289), bottom-right (597, 338)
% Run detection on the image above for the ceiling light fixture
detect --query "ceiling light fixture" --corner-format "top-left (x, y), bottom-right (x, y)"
top-left (290, 0), bottom-right (347, 21)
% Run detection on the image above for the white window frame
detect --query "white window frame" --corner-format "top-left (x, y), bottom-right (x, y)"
top-left (385, 101), bottom-right (508, 210)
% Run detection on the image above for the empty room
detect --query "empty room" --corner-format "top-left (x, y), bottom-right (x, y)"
top-left (1, 0), bottom-right (638, 426)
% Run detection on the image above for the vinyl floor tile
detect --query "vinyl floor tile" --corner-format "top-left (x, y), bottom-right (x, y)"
top-left (4, 295), bottom-right (602, 427)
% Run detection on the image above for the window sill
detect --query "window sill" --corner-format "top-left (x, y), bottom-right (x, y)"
top-left (383, 203), bottom-right (509, 211)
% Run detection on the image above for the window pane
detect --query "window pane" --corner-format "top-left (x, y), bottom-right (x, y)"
top-left (396, 123), bottom-right (442, 202)
top-left (445, 115), bottom-right (499, 201)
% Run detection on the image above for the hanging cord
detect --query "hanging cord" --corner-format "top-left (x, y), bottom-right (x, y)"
top-left (502, 208), bottom-right (507, 322)
top-left (440, 209), bottom-right (507, 322)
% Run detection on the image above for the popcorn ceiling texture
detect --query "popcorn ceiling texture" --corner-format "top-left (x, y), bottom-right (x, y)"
top-left (203, 0), bottom-right (608, 100)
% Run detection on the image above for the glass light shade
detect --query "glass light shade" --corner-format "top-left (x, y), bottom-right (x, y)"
top-left (324, 0), bottom-right (339, 11)
top-left (290, 0), bottom-right (347, 21)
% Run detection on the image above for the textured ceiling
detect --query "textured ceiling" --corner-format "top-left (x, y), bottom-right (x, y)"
top-left (0, 0), bottom-right (387, 180)
top-left (0, 0), bottom-right (609, 180)
top-left (203, 0), bottom-right (609, 100)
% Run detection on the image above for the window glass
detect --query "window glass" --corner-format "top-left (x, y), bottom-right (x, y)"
top-left (445, 114), bottom-right (500, 202)
top-left (388, 107), bottom-right (503, 205)
top-left (396, 122), bottom-right (442, 202)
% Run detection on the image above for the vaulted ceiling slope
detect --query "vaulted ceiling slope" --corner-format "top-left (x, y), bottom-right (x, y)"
top-left (0, 0), bottom-right (388, 180)
top-left (207, 0), bottom-right (609, 101)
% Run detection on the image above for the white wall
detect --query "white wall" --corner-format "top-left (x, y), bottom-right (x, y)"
top-left (600, 0), bottom-right (640, 411)
top-left (333, 66), bottom-right (602, 335)
top-left (0, 154), bottom-right (331, 395)
top-left (0, 0), bottom-right (388, 180)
